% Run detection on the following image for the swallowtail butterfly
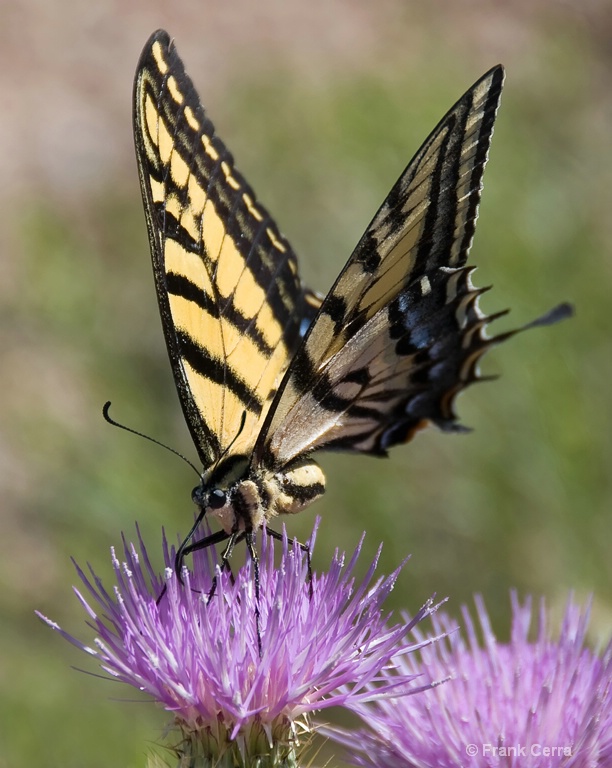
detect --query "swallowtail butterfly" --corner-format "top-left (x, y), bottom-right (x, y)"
top-left (132, 30), bottom-right (570, 575)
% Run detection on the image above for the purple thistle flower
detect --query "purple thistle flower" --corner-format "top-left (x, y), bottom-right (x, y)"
top-left (37, 521), bottom-right (436, 767)
top-left (327, 592), bottom-right (612, 768)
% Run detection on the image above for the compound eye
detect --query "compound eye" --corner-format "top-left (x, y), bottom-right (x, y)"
top-left (208, 489), bottom-right (227, 509)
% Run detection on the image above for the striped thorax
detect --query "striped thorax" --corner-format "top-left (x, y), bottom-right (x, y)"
top-left (192, 458), bottom-right (326, 534)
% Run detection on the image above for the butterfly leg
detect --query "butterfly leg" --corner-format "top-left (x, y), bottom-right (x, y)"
top-left (265, 527), bottom-right (313, 600)
top-left (207, 529), bottom-right (243, 601)
top-left (198, 531), bottom-right (243, 605)
top-left (206, 529), bottom-right (263, 656)
top-left (156, 517), bottom-right (229, 605)
top-left (175, 526), bottom-right (231, 582)
top-left (244, 529), bottom-right (262, 657)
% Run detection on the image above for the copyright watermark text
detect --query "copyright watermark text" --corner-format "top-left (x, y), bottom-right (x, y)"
top-left (465, 743), bottom-right (573, 758)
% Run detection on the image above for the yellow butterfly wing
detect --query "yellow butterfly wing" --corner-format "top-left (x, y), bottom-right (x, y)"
top-left (133, 31), bottom-right (318, 468)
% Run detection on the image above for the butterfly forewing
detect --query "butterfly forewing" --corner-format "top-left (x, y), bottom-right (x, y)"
top-left (133, 30), bottom-right (313, 467)
top-left (255, 66), bottom-right (507, 465)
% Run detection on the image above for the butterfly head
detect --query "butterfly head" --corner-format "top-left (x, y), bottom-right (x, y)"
top-left (191, 455), bottom-right (251, 532)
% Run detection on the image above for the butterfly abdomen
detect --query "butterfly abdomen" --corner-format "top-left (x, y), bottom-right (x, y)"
top-left (269, 459), bottom-right (326, 517)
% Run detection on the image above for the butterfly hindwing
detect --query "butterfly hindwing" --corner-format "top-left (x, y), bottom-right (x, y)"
top-left (133, 30), bottom-right (315, 468)
top-left (254, 66), bottom-right (509, 466)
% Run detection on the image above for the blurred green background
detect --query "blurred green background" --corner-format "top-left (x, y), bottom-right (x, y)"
top-left (1, 1), bottom-right (611, 766)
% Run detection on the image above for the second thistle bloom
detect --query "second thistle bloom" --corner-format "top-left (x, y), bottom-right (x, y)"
top-left (328, 593), bottom-right (612, 768)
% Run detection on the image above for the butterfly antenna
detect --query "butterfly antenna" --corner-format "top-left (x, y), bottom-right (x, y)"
top-left (221, 410), bottom-right (247, 460)
top-left (102, 401), bottom-right (200, 476)
top-left (209, 410), bottom-right (248, 479)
